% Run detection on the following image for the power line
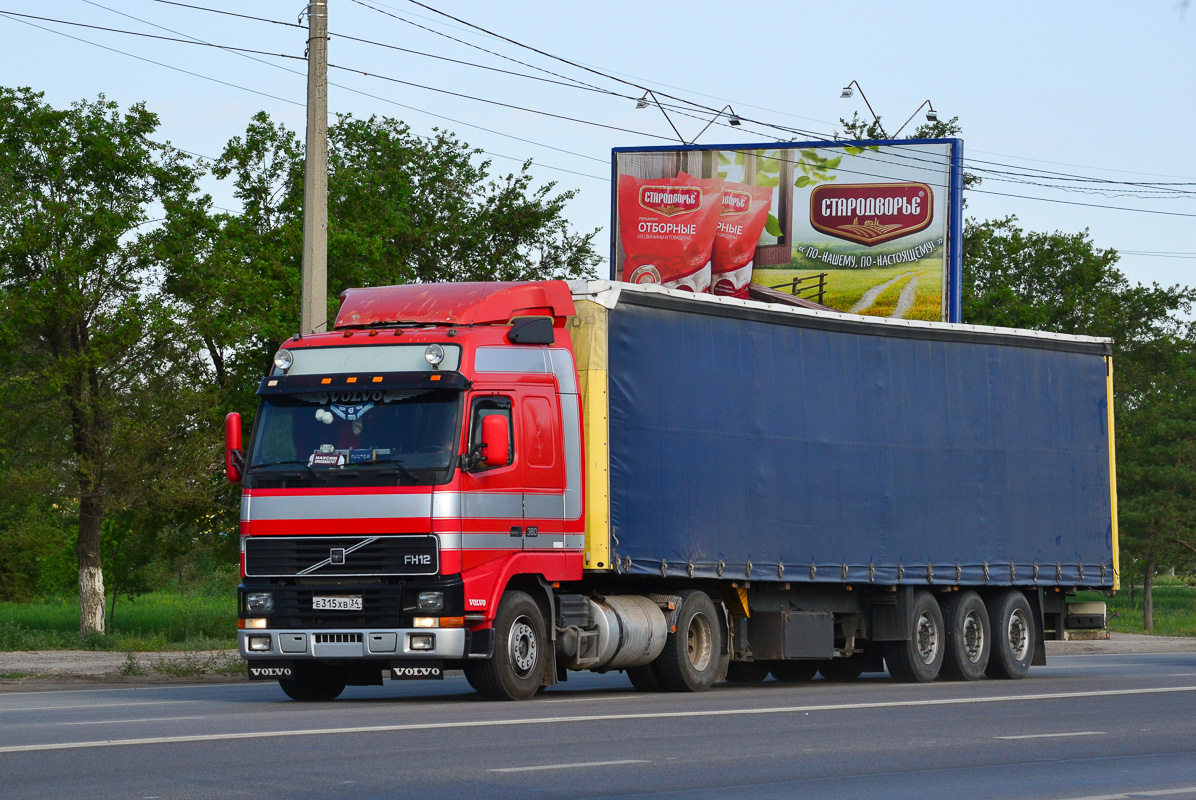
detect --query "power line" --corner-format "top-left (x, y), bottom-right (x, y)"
top-left (0, 12), bottom-right (606, 183)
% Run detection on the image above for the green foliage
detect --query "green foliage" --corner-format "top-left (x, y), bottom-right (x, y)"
top-left (1075, 579), bottom-right (1196, 637)
top-left (0, 587), bottom-right (236, 651)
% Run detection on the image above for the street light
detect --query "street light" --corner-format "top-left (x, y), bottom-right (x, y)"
top-left (892, 100), bottom-right (940, 137)
top-left (839, 80), bottom-right (886, 138)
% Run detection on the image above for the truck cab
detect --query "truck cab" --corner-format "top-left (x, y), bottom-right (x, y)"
top-left (228, 282), bottom-right (585, 700)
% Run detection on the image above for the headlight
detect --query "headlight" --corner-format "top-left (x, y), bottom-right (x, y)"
top-left (245, 592), bottom-right (274, 614)
top-left (424, 344), bottom-right (445, 367)
top-left (417, 591), bottom-right (444, 612)
top-left (273, 349), bottom-right (294, 373)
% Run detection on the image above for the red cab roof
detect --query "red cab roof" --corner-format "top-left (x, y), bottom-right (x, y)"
top-left (334, 281), bottom-right (576, 328)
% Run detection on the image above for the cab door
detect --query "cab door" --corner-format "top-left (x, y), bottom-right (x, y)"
top-left (459, 391), bottom-right (524, 553)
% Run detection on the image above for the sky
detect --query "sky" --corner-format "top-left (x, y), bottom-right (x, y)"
top-left (2, 0), bottom-right (1194, 291)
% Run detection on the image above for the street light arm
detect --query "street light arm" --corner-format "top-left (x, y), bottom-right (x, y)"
top-left (892, 100), bottom-right (937, 138)
top-left (686, 104), bottom-right (740, 145)
top-left (841, 80), bottom-right (887, 139)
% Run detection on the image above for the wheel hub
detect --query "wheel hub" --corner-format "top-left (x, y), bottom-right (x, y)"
top-left (509, 616), bottom-right (538, 677)
top-left (915, 611), bottom-right (939, 664)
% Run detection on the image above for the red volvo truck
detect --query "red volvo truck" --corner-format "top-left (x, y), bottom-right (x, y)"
top-left (226, 280), bottom-right (1118, 700)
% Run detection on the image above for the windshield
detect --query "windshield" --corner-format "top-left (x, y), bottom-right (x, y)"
top-left (248, 388), bottom-right (461, 485)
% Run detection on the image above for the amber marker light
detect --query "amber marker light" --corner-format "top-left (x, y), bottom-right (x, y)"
top-left (430, 375), bottom-right (441, 381)
top-left (347, 377), bottom-right (357, 383)
top-left (438, 617), bottom-right (466, 628)
top-left (321, 378), bottom-right (332, 385)
top-left (372, 376), bottom-right (383, 383)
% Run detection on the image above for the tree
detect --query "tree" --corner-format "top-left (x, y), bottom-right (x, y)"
top-left (0, 88), bottom-right (206, 634)
top-left (152, 111), bottom-right (601, 417)
top-left (962, 215), bottom-right (1196, 627)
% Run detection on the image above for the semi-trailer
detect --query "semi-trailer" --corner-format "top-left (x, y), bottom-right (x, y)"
top-left (227, 280), bottom-right (1118, 700)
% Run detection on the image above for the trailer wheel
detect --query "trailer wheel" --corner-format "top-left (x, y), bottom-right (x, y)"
top-left (884, 590), bottom-right (944, 683)
top-left (464, 591), bottom-right (547, 700)
top-left (940, 591), bottom-right (991, 681)
top-left (278, 664), bottom-right (346, 702)
top-left (818, 657), bottom-right (866, 682)
top-left (626, 664), bottom-right (663, 692)
top-left (726, 661), bottom-right (770, 683)
top-left (654, 590), bottom-right (721, 692)
top-left (769, 661), bottom-right (818, 682)
top-left (986, 590), bottom-right (1034, 680)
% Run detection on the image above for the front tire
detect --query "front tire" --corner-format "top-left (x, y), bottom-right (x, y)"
top-left (464, 591), bottom-right (547, 700)
top-left (884, 590), bottom-right (945, 683)
top-left (278, 664), bottom-right (346, 702)
top-left (940, 591), bottom-right (991, 681)
top-left (986, 590), bottom-right (1034, 680)
top-left (655, 590), bottom-right (722, 692)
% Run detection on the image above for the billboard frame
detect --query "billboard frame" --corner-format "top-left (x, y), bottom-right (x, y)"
top-left (610, 137), bottom-right (965, 323)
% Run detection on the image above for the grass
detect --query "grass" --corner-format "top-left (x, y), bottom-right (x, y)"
top-left (1075, 578), bottom-right (1196, 638)
top-left (753, 262), bottom-right (944, 321)
top-left (0, 591), bottom-right (237, 652)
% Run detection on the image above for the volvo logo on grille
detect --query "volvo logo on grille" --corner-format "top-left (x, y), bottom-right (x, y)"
top-left (330, 547), bottom-right (346, 565)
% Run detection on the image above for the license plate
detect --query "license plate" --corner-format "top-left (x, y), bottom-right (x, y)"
top-left (313, 595), bottom-right (362, 611)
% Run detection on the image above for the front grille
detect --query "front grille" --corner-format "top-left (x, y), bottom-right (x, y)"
top-left (314, 633), bottom-right (363, 644)
top-left (245, 535), bottom-right (438, 577)
top-left (271, 584), bottom-right (402, 628)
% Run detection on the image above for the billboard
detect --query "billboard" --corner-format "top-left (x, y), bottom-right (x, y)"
top-left (610, 139), bottom-right (964, 323)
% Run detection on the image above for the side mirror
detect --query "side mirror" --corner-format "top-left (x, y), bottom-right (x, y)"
top-left (225, 412), bottom-right (244, 482)
top-left (481, 414), bottom-right (510, 467)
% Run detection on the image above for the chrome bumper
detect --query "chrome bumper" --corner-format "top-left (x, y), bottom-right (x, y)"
top-left (238, 627), bottom-right (466, 660)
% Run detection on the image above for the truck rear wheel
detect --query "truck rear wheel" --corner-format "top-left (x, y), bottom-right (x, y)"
top-left (770, 661), bottom-right (819, 682)
top-left (278, 664), bottom-right (346, 701)
top-left (725, 661), bottom-right (770, 683)
top-left (884, 590), bottom-right (944, 683)
top-left (986, 590), bottom-right (1034, 680)
top-left (464, 591), bottom-right (547, 700)
top-left (940, 591), bottom-right (991, 681)
top-left (655, 590), bottom-right (721, 692)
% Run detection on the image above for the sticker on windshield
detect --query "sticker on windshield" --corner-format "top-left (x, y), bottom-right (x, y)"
top-left (309, 452), bottom-right (345, 468)
top-left (331, 402), bottom-right (373, 421)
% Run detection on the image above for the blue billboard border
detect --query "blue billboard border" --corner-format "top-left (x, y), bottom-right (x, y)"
top-left (609, 137), bottom-right (966, 324)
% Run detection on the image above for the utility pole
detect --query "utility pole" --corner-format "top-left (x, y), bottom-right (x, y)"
top-left (300, 0), bottom-right (328, 334)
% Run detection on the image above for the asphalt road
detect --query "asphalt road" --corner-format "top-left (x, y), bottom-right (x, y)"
top-left (3, 653), bottom-right (1196, 800)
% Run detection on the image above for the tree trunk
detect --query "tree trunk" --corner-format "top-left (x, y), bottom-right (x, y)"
top-left (1143, 557), bottom-right (1156, 632)
top-left (77, 494), bottom-right (106, 636)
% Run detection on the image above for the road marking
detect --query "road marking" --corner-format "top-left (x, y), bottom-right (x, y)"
top-left (490, 759), bottom-right (649, 773)
top-left (1058, 787), bottom-right (1196, 800)
top-left (1, 684), bottom-right (1193, 755)
top-left (0, 700), bottom-right (198, 713)
top-left (994, 731), bottom-right (1107, 740)
top-left (62, 716), bottom-right (209, 726)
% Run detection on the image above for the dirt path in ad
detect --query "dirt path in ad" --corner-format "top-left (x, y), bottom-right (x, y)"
top-left (849, 271), bottom-right (916, 314)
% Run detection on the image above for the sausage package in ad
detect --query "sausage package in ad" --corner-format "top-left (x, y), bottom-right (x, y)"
top-left (711, 183), bottom-right (773, 298)
top-left (618, 173), bottom-right (723, 292)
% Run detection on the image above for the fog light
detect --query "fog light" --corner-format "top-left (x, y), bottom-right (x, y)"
top-left (410, 633), bottom-right (435, 651)
top-left (424, 344), bottom-right (445, 367)
top-left (416, 591), bottom-right (444, 612)
top-left (247, 634), bottom-right (272, 652)
top-left (245, 592), bottom-right (274, 614)
top-left (240, 618), bottom-right (268, 629)
top-left (273, 349), bottom-right (294, 373)
top-left (413, 617), bottom-right (437, 628)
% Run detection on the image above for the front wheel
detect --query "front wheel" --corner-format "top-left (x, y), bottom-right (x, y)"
top-left (654, 590), bottom-right (722, 692)
top-left (884, 590), bottom-right (945, 683)
top-left (464, 591), bottom-right (547, 700)
top-left (278, 664), bottom-right (346, 702)
top-left (986, 590), bottom-right (1034, 680)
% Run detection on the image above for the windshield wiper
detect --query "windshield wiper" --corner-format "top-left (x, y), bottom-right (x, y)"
top-left (366, 457), bottom-right (421, 483)
top-left (251, 459), bottom-right (317, 474)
